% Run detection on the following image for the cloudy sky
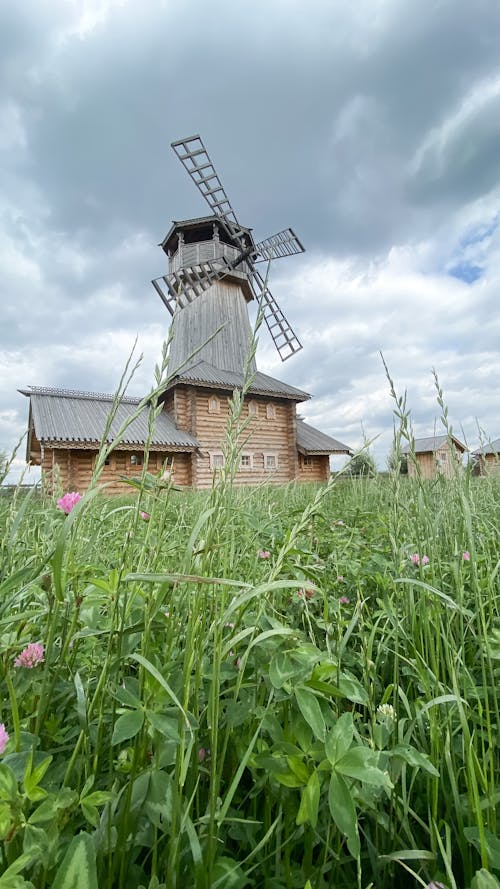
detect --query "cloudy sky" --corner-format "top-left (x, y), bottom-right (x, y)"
top-left (2, 0), bottom-right (500, 480)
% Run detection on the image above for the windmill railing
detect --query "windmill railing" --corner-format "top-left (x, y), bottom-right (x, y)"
top-left (169, 240), bottom-right (250, 275)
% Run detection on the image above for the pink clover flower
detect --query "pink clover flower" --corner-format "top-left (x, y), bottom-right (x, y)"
top-left (14, 642), bottom-right (45, 669)
top-left (57, 492), bottom-right (82, 514)
top-left (0, 724), bottom-right (9, 755)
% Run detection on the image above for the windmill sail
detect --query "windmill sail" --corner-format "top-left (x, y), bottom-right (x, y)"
top-left (159, 135), bottom-right (304, 361)
top-left (171, 136), bottom-right (248, 246)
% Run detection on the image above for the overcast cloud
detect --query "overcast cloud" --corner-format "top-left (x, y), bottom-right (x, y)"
top-left (2, 0), bottom-right (500, 479)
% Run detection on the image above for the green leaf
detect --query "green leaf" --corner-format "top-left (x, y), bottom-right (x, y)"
top-left (0, 801), bottom-right (13, 841)
top-left (24, 755), bottom-right (52, 801)
top-left (380, 849), bottom-right (436, 862)
top-left (269, 653), bottom-right (296, 689)
top-left (296, 770), bottom-right (320, 829)
top-left (29, 791), bottom-right (76, 825)
top-left (336, 673), bottom-right (370, 705)
top-left (0, 850), bottom-right (38, 886)
top-left (287, 756), bottom-right (310, 785)
top-left (51, 832), bottom-right (98, 889)
top-left (0, 764), bottom-right (18, 802)
top-left (336, 747), bottom-right (392, 788)
top-left (294, 686), bottom-right (326, 741)
top-left (111, 710), bottom-right (144, 745)
top-left (211, 856), bottom-right (249, 889)
top-left (328, 771), bottom-right (360, 858)
top-left (325, 712), bottom-right (354, 766)
top-left (80, 791), bottom-right (113, 807)
top-left (465, 827), bottom-right (500, 870)
top-left (274, 771), bottom-right (305, 788)
top-left (146, 711), bottom-right (181, 742)
top-left (390, 744), bottom-right (440, 777)
top-left (471, 869), bottom-right (500, 889)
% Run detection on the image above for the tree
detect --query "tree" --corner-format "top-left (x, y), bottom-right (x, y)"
top-left (387, 443), bottom-right (408, 475)
top-left (347, 450), bottom-right (377, 478)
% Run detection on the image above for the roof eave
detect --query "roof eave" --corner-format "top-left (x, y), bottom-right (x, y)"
top-left (166, 376), bottom-right (310, 402)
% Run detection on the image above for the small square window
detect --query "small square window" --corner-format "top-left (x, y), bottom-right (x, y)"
top-left (240, 454), bottom-right (252, 469)
top-left (210, 453), bottom-right (225, 470)
top-left (266, 404), bottom-right (276, 420)
top-left (208, 396), bottom-right (220, 413)
top-left (104, 457), bottom-right (111, 466)
top-left (130, 454), bottom-right (143, 466)
top-left (303, 456), bottom-right (313, 466)
top-left (265, 454), bottom-right (277, 470)
top-left (248, 401), bottom-right (259, 417)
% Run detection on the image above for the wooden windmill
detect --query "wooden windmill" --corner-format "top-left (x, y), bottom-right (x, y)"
top-left (19, 136), bottom-right (352, 494)
top-left (152, 135), bottom-right (305, 374)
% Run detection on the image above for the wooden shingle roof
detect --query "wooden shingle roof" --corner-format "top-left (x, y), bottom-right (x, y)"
top-left (168, 360), bottom-right (310, 401)
top-left (401, 434), bottom-right (467, 454)
top-left (473, 438), bottom-right (500, 456)
top-left (20, 387), bottom-right (199, 449)
top-left (296, 419), bottom-right (353, 455)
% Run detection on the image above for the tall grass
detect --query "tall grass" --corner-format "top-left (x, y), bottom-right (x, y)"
top-left (0, 378), bottom-right (499, 889)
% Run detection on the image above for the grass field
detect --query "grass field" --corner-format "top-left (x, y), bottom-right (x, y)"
top-left (0, 443), bottom-right (499, 889)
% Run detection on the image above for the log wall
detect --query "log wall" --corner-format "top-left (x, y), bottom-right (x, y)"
top-left (40, 447), bottom-right (192, 494)
top-left (480, 454), bottom-right (500, 475)
top-left (296, 455), bottom-right (330, 482)
top-left (186, 388), bottom-right (298, 488)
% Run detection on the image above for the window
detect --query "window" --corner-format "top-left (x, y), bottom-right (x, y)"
top-left (248, 400), bottom-right (259, 417)
top-left (210, 452), bottom-right (225, 470)
top-left (240, 453), bottom-right (253, 470)
top-left (130, 454), bottom-right (143, 466)
top-left (208, 395), bottom-right (220, 413)
top-left (266, 403), bottom-right (276, 420)
top-left (264, 453), bottom-right (277, 471)
top-left (104, 456), bottom-right (111, 466)
top-left (302, 456), bottom-right (313, 466)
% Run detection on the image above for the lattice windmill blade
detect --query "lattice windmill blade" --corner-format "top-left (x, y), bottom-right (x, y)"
top-left (250, 267), bottom-right (302, 361)
top-left (171, 135), bottom-right (248, 246)
top-left (254, 228), bottom-right (305, 263)
top-left (152, 257), bottom-right (232, 316)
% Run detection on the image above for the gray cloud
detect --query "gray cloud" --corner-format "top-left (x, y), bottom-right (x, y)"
top-left (2, 0), bottom-right (500, 477)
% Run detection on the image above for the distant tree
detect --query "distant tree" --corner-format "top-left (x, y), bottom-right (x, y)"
top-left (387, 443), bottom-right (408, 475)
top-left (0, 451), bottom-right (7, 484)
top-left (348, 450), bottom-right (377, 478)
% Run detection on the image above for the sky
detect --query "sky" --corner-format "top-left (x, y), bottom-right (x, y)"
top-left (2, 0), bottom-right (500, 481)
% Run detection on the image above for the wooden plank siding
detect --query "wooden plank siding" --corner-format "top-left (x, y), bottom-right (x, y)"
top-left (408, 443), bottom-right (463, 480)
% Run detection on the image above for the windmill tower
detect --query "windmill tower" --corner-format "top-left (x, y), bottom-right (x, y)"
top-left (152, 135), bottom-right (305, 375)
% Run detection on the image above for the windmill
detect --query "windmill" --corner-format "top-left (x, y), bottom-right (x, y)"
top-left (152, 135), bottom-right (305, 369)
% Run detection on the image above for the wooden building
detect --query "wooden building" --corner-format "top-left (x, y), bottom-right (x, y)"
top-left (20, 136), bottom-right (352, 492)
top-left (402, 435), bottom-right (467, 479)
top-left (473, 439), bottom-right (500, 475)
top-left (21, 373), bottom-right (351, 492)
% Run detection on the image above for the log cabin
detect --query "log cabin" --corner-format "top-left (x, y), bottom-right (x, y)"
top-left (402, 434), bottom-right (467, 479)
top-left (473, 439), bottom-right (500, 475)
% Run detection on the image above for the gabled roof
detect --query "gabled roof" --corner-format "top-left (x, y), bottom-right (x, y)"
top-left (20, 387), bottom-right (199, 449)
top-left (167, 360), bottom-right (310, 402)
top-left (296, 419), bottom-right (352, 455)
top-left (473, 438), bottom-right (500, 456)
top-left (401, 434), bottom-right (467, 454)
